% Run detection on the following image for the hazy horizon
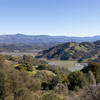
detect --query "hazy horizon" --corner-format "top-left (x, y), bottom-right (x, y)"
top-left (0, 33), bottom-right (100, 37)
top-left (0, 0), bottom-right (100, 37)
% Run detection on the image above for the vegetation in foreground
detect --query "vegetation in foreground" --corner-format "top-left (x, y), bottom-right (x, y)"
top-left (0, 55), bottom-right (100, 100)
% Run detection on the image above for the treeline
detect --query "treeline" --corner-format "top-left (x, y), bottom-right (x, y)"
top-left (0, 55), bottom-right (100, 100)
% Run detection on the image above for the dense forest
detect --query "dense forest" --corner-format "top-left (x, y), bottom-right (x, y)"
top-left (36, 40), bottom-right (100, 62)
top-left (0, 54), bottom-right (100, 100)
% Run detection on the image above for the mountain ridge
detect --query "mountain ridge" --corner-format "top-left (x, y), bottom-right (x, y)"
top-left (0, 33), bottom-right (100, 44)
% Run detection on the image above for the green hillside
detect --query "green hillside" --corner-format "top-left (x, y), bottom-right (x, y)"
top-left (36, 41), bottom-right (100, 62)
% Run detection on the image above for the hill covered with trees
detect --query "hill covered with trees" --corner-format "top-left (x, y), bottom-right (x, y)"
top-left (36, 41), bottom-right (100, 62)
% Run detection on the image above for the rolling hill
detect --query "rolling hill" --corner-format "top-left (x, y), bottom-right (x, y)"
top-left (36, 41), bottom-right (100, 62)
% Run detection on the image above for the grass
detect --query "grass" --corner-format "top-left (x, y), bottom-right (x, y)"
top-left (47, 60), bottom-right (85, 72)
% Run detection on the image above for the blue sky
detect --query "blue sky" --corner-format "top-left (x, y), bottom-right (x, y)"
top-left (0, 0), bottom-right (100, 36)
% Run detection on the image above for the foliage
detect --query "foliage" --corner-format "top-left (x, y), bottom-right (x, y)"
top-left (36, 41), bottom-right (100, 62)
top-left (0, 60), bottom-right (41, 100)
top-left (55, 70), bottom-right (69, 84)
top-left (34, 70), bottom-right (56, 83)
top-left (82, 62), bottom-right (100, 83)
top-left (18, 55), bottom-right (47, 66)
top-left (0, 54), bottom-right (100, 100)
top-left (68, 71), bottom-right (87, 90)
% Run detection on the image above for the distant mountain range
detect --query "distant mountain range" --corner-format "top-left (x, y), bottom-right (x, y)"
top-left (36, 41), bottom-right (100, 62)
top-left (0, 33), bottom-right (100, 52)
top-left (0, 33), bottom-right (100, 44)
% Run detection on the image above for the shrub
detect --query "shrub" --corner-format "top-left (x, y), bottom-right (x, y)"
top-left (49, 76), bottom-right (62, 89)
top-left (49, 71), bottom-right (69, 90)
top-left (68, 71), bottom-right (87, 90)
top-left (0, 61), bottom-right (41, 100)
top-left (34, 70), bottom-right (55, 83)
top-left (15, 63), bottom-right (35, 72)
top-left (82, 62), bottom-right (100, 83)
top-left (18, 55), bottom-right (47, 66)
top-left (55, 70), bottom-right (69, 84)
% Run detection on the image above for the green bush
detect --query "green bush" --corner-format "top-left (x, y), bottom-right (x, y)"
top-left (55, 70), bottom-right (69, 84)
top-left (82, 62), bottom-right (100, 83)
top-left (50, 76), bottom-right (62, 89)
top-left (18, 55), bottom-right (47, 66)
top-left (0, 61), bottom-right (41, 100)
top-left (15, 63), bottom-right (35, 72)
top-left (49, 71), bottom-right (68, 90)
top-left (68, 71), bottom-right (87, 90)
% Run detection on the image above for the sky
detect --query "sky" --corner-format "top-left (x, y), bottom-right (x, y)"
top-left (0, 0), bottom-right (100, 37)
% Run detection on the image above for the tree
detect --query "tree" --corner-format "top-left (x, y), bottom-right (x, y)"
top-left (82, 62), bottom-right (100, 83)
top-left (68, 71), bottom-right (87, 90)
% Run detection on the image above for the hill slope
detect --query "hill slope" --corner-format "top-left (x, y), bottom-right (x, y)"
top-left (36, 41), bottom-right (100, 62)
